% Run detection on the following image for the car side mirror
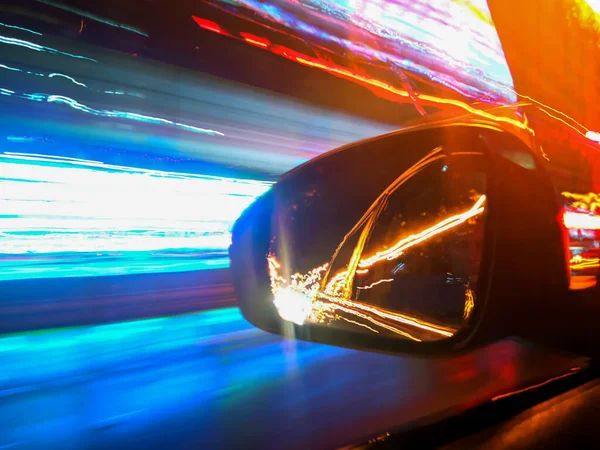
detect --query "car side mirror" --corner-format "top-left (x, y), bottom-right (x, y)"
top-left (230, 123), bottom-right (597, 356)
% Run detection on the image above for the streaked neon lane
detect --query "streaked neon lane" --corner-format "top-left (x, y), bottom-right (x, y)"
top-left (0, 153), bottom-right (271, 280)
top-left (0, 14), bottom-right (396, 282)
top-left (0, 254), bottom-right (231, 281)
top-left (0, 307), bottom-right (342, 388)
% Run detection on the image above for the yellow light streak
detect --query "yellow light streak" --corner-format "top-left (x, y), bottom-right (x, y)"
top-left (358, 195), bottom-right (486, 268)
top-left (356, 278), bottom-right (394, 290)
top-left (316, 292), bottom-right (456, 337)
top-left (570, 254), bottom-right (600, 270)
top-left (293, 56), bottom-right (534, 135)
top-left (317, 300), bottom-right (422, 341)
top-left (463, 288), bottom-right (475, 320)
top-left (267, 193), bottom-right (485, 340)
top-left (335, 315), bottom-right (380, 334)
top-left (562, 192), bottom-right (600, 214)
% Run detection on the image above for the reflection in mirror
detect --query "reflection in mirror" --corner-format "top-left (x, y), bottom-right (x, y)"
top-left (268, 143), bottom-right (488, 342)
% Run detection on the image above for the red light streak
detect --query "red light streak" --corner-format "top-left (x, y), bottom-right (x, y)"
top-left (192, 16), bottom-right (223, 34)
top-left (188, 17), bottom-right (535, 133)
top-left (189, 15), bottom-right (593, 144)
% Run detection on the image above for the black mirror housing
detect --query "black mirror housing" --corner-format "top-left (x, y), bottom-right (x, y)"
top-left (231, 117), bottom-right (596, 357)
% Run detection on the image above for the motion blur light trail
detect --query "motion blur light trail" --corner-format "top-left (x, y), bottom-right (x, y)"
top-left (267, 195), bottom-right (485, 338)
top-left (195, 3), bottom-right (600, 142)
top-left (0, 21), bottom-right (42, 36)
top-left (0, 33), bottom-right (96, 62)
top-left (191, 13), bottom-right (534, 133)
top-left (562, 191), bottom-right (600, 214)
top-left (0, 85), bottom-right (225, 136)
top-left (0, 18), bottom-right (394, 281)
top-left (0, 308), bottom-right (300, 387)
top-left (0, 152), bottom-right (271, 280)
top-left (561, 191), bottom-right (600, 290)
top-left (570, 255), bottom-right (600, 271)
top-left (0, 308), bottom-right (585, 449)
top-left (0, 307), bottom-right (345, 448)
top-left (202, 0), bottom-right (516, 104)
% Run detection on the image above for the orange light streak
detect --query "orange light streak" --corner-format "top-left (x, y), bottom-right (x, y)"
top-left (516, 94), bottom-right (589, 134)
top-left (190, 15), bottom-right (595, 145)
top-left (570, 255), bottom-right (600, 270)
top-left (292, 56), bottom-right (531, 133)
top-left (358, 195), bottom-right (486, 268)
top-left (316, 291), bottom-right (456, 337)
top-left (316, 300), bottom-right (422, 341)
top-left (356, 278), bottom-right (394, 290)
top-left (240, 32), bottom-right (270, 48)
top-left (244, 38), bottom-right (268, 47)
top-left (322, 148), bottom-right (447, 296)
top-left (537, 107), bottom-right (589, 139)
top-left (570, 276), bottom-right (598, 290)
top-left (335, 315), bottom-right (380, 333)
top-left (267, 254), bottom-right (455, 339)
top-left (463, 288), bottom-right (475, 320)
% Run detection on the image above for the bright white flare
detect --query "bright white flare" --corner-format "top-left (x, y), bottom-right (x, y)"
top-left (273, 288), bottom-right (313, 325)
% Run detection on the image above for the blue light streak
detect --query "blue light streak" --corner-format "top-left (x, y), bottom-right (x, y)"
top-left (0, 308), bottom-right (344, 449)
top-left (46, 95), bottom-right (225, 135)
top-left (0, 308), bottom-right (254, 385)
top-left (0, 21), bottom-right (43, 36)
top-left (0, 24), bottom-right (395, 282)
top-left (0, 61), bottom-right (145, 98)
top-left (0, 34), bottom-right (97, 62)
top-left (0, 152), bottom-right (271, 280)
top-left (0, 307), bottom-right (342, 404)
top-left (0, 63), bottom-right (22, 72)
top-left (47, 73), bottom-right (88, 87)
top-left (3, 87), bottom-right (226, 136)
top-left (0, 305), bottom-right (344, 443)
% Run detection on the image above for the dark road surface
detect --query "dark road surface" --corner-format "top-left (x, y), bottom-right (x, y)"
top-left (0, 268), bottom-right (234, 334)
top-left (0, 285), bottom-right (587, 449)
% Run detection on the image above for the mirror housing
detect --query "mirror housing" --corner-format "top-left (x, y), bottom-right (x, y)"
top-left (230, 117), bottom-right (598, 357)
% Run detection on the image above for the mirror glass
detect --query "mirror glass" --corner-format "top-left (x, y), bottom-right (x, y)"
top-left (267, 130), bottom-right (488, 342)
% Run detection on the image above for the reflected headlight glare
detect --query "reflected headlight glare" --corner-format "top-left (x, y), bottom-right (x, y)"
top-left (273, 288), bottom-right (313, 325)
